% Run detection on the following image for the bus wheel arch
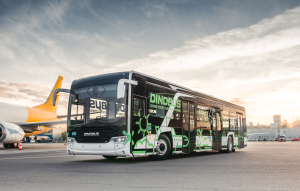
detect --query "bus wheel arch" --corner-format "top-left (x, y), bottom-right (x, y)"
top-left (227, 135), bottom-right (233, 153)
top-left (149, 133), bottom-right (171, 160)
top-left (164, 132), bottom-right (173, 158)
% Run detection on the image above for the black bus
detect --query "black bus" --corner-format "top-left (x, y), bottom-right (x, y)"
top-left (54, 71), bottom-right (247, 160)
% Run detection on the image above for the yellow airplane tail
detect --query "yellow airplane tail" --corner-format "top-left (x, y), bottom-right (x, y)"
top-left (33, 76), bottom-right (64, 113)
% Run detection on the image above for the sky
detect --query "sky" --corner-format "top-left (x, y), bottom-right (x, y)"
top-left (0, 0), bottom-right (300, 125)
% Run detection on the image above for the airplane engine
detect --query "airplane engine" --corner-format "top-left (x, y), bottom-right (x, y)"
top-left (0, 122), bottom-right (25, 145)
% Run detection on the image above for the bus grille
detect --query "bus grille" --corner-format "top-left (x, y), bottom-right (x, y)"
top-left (75, 137), bottom-right (111, 143)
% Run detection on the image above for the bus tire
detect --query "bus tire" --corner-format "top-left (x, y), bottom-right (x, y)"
top-left (102, 156), bottom-right (117, 160)
top-left (149, 134), bottom-right (171, 160)
top-left (226, 136), bottom-right (233, 153)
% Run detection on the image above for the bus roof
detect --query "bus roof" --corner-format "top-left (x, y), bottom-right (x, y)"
top-left (130, 70), bottom-right (245, 111)
top-left (70, 70), bottom-right (244, 111)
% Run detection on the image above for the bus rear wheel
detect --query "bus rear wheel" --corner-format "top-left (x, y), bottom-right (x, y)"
top-left (226, 136), bottom-right (233, 153)
top-left (102, 156), bottom-right (117, 160)
top-left (149, 134), bottom-right (171, 160)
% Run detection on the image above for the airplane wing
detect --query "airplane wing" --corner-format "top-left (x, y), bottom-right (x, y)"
top-left (17, 120), bottom-right (67, 127)
top-left (15, 120), bottom-right (67, 136)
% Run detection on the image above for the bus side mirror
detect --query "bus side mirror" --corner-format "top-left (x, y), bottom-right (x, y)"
top-left (52, 88), bottom-right (71, 106)
top-left (117, 79), bottom-right (138, 99)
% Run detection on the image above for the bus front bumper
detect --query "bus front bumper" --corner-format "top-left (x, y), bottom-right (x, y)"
top-left (66, 141), bottom-right (131, 157)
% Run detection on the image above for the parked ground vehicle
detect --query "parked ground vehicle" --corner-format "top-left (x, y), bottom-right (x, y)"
top-left (56, 71), bottom-right (247, 160)
top-left (275, 138), bottom-right (279, 141)
top-left (292, 138), bottom-right (299, 141)
top-left (279, 135), bottom-right (286, 142)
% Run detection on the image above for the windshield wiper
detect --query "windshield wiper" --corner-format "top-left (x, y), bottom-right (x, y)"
top-left (95, 118), bottom-right (118, 132)
top-left (68, 118), bottom-right (118, 132)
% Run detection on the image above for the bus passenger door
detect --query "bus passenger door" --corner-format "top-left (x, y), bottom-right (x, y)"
top-left (182, 101), bottom-right (189, 153)
top-left (211, 111), bottom-right (218, 150)
top-left (238, 113), bottom-right (244, 148)
top-left (131, 96), bottom-right (147, 155)
top-left (182, 101), bottom-right (195, 153)
top-left (189, 103), bottom-right (196, 152)
top-left (216, 113), bottom-right (222, 150)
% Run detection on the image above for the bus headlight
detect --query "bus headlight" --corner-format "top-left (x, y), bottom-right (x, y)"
top-left (110, 136), bottom-right (127, 143)
top-left (67, 137), bottom-right (75, 143)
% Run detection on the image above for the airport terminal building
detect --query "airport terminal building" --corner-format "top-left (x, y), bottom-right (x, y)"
top-left (247, 127), bottom-right (300, 141)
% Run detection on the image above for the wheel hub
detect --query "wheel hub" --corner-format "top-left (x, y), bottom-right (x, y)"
top-left (229, 140), bottom-right (232, 151)
top-left (156, 139), bottom-right (167, 155)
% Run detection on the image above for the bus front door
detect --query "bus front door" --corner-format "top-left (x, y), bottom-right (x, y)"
top-left (211, 111), bottom-right (218, 150)
top-left (131, 96), bottom-right (147, 155)
top-left (210, 112), bottom-right (223, 150)
top-left (182, 101), bottom-right (196, 153)
top-left (238, 113), bottom-right (244, 148)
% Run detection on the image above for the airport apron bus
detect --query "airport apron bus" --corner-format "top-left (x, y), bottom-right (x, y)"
top-left (54, 71), bottom-right (247, 160)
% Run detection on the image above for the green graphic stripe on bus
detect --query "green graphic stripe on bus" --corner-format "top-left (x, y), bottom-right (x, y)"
top-left (135, 138), bottom-right (155, 155)
top-left (183, 135), bottom-right (189, 147)
top-left (197, 129), bottom-right (203, 138)
top-left (122, 130), bottom-right (135, 146)
top-left (133, 151), bottom-right (146, 154)
top-left (174, 142), bottom-right (181, 153)
top-left (155, 126), bottom-right (162, 141)
top-left (131, 131), bottom-right (135, 145)
top-left (195, 141), bottom-right (202, 151)
top-left (136, 114), bottom-right (151, 137)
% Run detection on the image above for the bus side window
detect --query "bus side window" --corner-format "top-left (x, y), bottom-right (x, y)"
top-left (133, 97), bottom-right (145, 117)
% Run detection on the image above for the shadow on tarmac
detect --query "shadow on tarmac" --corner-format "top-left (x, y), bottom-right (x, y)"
top-left (72, 151), bottom-right (237, 164)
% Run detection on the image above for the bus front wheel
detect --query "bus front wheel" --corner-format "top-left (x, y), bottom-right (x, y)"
top-left (226, 136), bottom-right (233, 153)
top-left (102, 156), bottom-right (117, 160)
top-left (149, 134), bottom-right (171, 160)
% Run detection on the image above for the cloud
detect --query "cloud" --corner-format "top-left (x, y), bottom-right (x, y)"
top-left (1, 1), bottom-right (300, 123)
top-left (0, 79), bottom-right (69, 115)
top-left (112, 6), bottom-right (300, 76)
top-left (140, 1), bottom-right (166, 18)
top-left (102, 6), bottom-right (300, 124)
top-left (231, 98), bottom-right (247, 105)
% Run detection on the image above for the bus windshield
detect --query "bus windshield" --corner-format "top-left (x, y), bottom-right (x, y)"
top-left (68, 84), bottom-right (127, 128)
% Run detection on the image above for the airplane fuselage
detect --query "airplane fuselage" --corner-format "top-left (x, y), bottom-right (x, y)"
top-left (0, 102), bottom-right (59, 123)
top-left (0, 102), bottom-right (60, 135)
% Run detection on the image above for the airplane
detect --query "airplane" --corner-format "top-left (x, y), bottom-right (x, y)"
top-left (21, 135), bottom-right (50, 143)
top-left (35, 135), bottom-right (51, 143)
top-left (0, 76), bottom-right (67, 148)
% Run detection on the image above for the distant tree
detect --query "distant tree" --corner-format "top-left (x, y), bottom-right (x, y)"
top-left (61, 131), bottom-right (67, 141)
top-left (281, 119), bottom-right (288, 128)
top-left (292, 116), bottom-right (300, 128)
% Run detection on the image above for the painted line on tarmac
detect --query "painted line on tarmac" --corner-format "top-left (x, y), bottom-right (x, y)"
top-left (0, 155), bottom-right (70, 161)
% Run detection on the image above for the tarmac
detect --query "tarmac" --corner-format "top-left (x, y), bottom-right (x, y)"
top-left (1, 142), bottom-right (300, 191)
